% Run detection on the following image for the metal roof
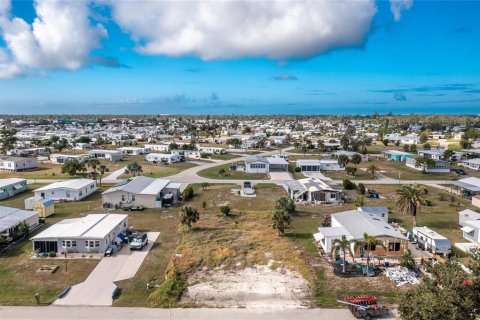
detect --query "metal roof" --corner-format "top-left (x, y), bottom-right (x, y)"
top-left (245, 155), bottom-right (269, 164)
top-left (332, 209), bottom-right (406, 240)
top-left (32, 214), bottom-right (127, 240)
top-left (34, 179), bottom-right (96, 192)
top-left (0, 206), bottom-right (37, 232)
top-left (102, 176), bottom-right (173, 195)
top-left (0, 178), bottom-right (26, 188)
top-left (452, 177), bottom-right (480, 191)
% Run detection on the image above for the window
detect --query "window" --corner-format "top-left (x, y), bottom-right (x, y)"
top-left (62, 240), bottom-right (77, 248)
top-left (90, 184), bottom-right (94, 189)
top-left (365, 244), bottom-right (376, 251)
top-left (131, 195), bottom-right (136, 201)
top-left (388, 242), bottom-right (401, 252)
top-left (85, 240), bottom-right (100, 248)
top-left (79, 191), bottom-right (83, 196)
top-left (250, 163), bottom-right (266, 169)
top-left (66, 191), bottom-right (70, 198)
top-left (121, 195), bottom-right (125, 201)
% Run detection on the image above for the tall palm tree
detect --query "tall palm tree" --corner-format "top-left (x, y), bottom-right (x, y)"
top-left (367, 163), bottom-right (379, 177)
top-left (98, 164), bottom-right (108, 187)
top-left (331, 235), bottom-right (355, 273)
top-left (395, 184), bottom-right (428, 228)
top-left (355, 233), bottom-right (385, 268)
top-left (87, 159), bottom-right (101, 182)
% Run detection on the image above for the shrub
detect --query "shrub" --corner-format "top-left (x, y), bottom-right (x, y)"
top-left (220, 205), bottom-right (231, 216)
top-left (343, 179), bottom-right (357, 190)
top-left (182, 186), bottom-right (194, 201)
top-left (48, 251), bottom-right (56, 258)
top-left (294, 166), bottom-right (301, 172)
top-left (149, 268), bottom-right (185, 307)
top-left (357, 183), bottom-right (366, 194)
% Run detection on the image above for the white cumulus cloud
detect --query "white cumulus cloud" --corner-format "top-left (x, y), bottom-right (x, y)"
top-left (390, 0), bottom-right (413, 22)
top-left (0, 0), bottom-right (107, 78)
top-left (106, 0), bottom-right (377, 60)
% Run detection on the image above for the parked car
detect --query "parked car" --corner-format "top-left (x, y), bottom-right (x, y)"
top-left (129, 232), bottom-right (148, 250)
top-left (122, 204), bottom-right (145, 211)
top-left (452, 168), bottom-right (466, 175)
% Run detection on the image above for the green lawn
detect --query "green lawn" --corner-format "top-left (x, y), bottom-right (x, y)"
top-left (197, 163), bottom-right (269, 180)
top-left (207, 153), bottom-right (241, 160)
top-left (361, 160), bottom-right (459, 181)
top-left (121, 162), bottom-right (196, 179)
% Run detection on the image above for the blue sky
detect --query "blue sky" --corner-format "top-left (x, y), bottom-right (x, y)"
top-left (0, 0), bottom-right (479, 115)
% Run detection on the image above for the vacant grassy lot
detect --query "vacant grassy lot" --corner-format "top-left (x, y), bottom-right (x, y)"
top-left (323, 167), bottom-right (373, 180)
top-left (352, 157), bottom-right (460, 181)
top-left (197, 163), bottom-right (269, 180)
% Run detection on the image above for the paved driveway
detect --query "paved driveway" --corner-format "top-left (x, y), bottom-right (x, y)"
top-left (54, 232), bottom-right (160, 306)
top-left (268, 171), bottom-right (292, 181)
top-left (102, 167), bottom-right (127, 183)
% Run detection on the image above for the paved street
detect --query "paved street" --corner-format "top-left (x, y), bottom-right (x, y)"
top-left (0, 306), bottom-right (399, 320)
top-left (54, 232), bottom-right (160, 306)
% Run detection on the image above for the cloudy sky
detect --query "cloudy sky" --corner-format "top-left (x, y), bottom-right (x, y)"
top-left (0, 0), bottom-right (479, 114)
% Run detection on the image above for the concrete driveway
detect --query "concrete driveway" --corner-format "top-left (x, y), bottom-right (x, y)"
top-left (54, 232), bottom-right (160, 306)
top-left (268, 171), bottom-right (292, 181)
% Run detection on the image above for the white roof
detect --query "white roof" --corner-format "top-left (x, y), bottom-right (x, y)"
top-left (266, 157), bottom-right (288, 165)
top-left (464, 158), bottom-right (480, 164)
top-left (414, 226), bottom-right (448, 240)
top-left (34, 179), bottom-right (96, 192)
top-left (459, 209), bottom-right (480, 221)
top-left (465, 219), bottom-right (480, 228)
top-left (297, 160), bottom-right (321, 166)
top-left (332, 209), bottom-right (406, 240)
top-left (320, 159), bottom-right (339, 164)
top-left (458, 177), bottom-right (480, 188)
top-left (0, 206), bottom-right (37, 232)
top-left (461, 226), bottom-right (475, 233)
top-left (117, 147), bottom-right (145, 150)
top-left (0, 178), bottom-right (26, 188)
top-left (32, 214), bottom-right (127, 240)
top-left (102, 176), bottom-right (174, 195)
top-left (317, 227), bottom-right (348, 237)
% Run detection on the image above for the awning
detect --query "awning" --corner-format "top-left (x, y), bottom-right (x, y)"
top-left (461, 226), bottom-right (474, 233)
top-left (313, 232), bottom-right (324, 242)
top-left (13, 184), bottom-right (23, 190)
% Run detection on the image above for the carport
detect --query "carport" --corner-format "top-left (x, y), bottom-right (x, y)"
top-left (267, 157), bottom-right (288, 172)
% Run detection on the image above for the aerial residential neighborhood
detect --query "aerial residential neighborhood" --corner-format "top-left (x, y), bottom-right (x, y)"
top-left (1, 1), bottom-right (480, 319)
top-left (0, 114), bottom-right (479, 320)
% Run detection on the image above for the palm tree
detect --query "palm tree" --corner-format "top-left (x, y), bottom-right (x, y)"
top-left (337, 154), bottom-right (350, 168)
top-left (87, 159), bottom-right (100, 182)
top-left (179, 206), bottom-right (199, 230)
top-left (331, 235), bottom-right (355, 273)
top-left (98, 164), bottom-right (108, 187)
top-left (395, 184), bottom-right (428, 228)
top-left (355, 233), bottom-right (385, 268)
top-left (127, 162), bottom-right (143, 177)
top-left (275, 196), bottom-right (295, 215)
top-left (367, 163), bottom-right (379, 178)
top-left (271, 209), bottom-right (291, 236)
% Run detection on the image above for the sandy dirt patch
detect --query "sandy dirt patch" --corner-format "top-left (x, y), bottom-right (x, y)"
top-left (181, 265), bottom-right (311, 308)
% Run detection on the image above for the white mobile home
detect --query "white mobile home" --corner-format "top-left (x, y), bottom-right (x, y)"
top-left (31, 214), bottom-right (128, 254)
top-left (462, 158), bottom-right (480, 171)
top-left (144, 144), bottom-right (170, 152)
top-left (245, 155), bottom-right (269, 173)
top-left (413, 226), bottom-right (451, 256)
top-left (117, 147), bottom-right (147, 156)
top-left (50, 153), bottom-right (90, 164)
top-left (34, 179), bottom-right (98, 201)
top-left (0, 206), bottom-right (38, 241)
top-left (405, 157), bottom-right (451, 173)
top-left (0, 156), bottom-right (38, 172)
top-left (88, 149), bottom-right (124, 162)
top-left (146, 153), bottom-right (180, 164)
top-left (102, 176), bottom-right (183, 209)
